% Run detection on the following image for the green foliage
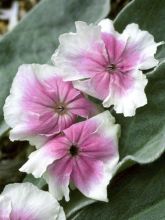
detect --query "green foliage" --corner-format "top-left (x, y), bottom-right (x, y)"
top-left (23, 174), bottom-right (46, 189)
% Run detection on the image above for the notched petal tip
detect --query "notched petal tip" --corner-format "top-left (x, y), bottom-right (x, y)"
top-left (157, 41), bottom-right (165, 47)
top-left (98, 18), bottom-right (115, 34)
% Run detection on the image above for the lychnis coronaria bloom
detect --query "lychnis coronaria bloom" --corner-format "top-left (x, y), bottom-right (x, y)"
top-left (0, 182), bottom-right (65, 220)
top-left (20, 111), bottom-right (120, 202)
top-left (52, 19), bottom-right (162, 116)
top-left (4, 64), bottom-right (95, 146)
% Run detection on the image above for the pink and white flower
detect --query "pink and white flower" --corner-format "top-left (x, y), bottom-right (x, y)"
top-left (4, 64), bottom-right (95, 146)
top-left (0, 182), bottom-right (65, 220)
top-left (52, 19), bottom-right (162, 116)
top-left (20, 111), bottom-right (120, 202)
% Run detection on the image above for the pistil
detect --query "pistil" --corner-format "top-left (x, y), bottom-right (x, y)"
top-left (106, 63), bottom-right (117, 73)
top-left (54, 103), bottom-right (67, 115)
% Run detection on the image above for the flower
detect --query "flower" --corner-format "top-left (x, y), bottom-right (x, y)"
top-left (0, 182), bottom-right (65, 220)
top-left (4, 64), bottom-right (95, 147)
top-left (52, 19), bottom-right (162, 116)
top-left (20, 111), bottom-right (120, 202)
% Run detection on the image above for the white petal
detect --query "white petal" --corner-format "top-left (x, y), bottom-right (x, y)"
top-left (2, 183), bottom-right (65, 220)
top-left (0, 195), bottom-right (11, 219)
top-left (52, 21), bottom-right (102, 81)
top-left (4, 64), bottom-right (57, 127)
top-left (90, 111), bottom-right (121, 143)
top-left (57, 207), bottom-right (66, 220)
top-left (9, 124), bottom-right (47, 148)
top-left (4, 64), bottom-right (32, 127)
top-left (28, 135), bottom-right (48, 149)
top-left (122, 23), bottom-right (161, 70)
top-left (139, 56), bottom-right (159, 70)
top-left (73, 79), bottom-right (100, 100)
top-left (75, 21), bottom-right (101, 44)
top-left (44, 171), bottom-right (71, 202)
top-left (3, 64), bottom-right (57, 146)
top-left (98, 18), bottom-right (116, 34)
top-left (30, 64), bottom-right (58, 81)
top-left (20, 147), bottom-right (55, 178)
top-left (103, 70), bottom-right (148, 116)
top-left (84, 160), bottom-right (118, 202)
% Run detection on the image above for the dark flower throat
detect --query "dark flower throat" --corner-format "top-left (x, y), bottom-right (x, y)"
top-left (69, 145), bottom-right (79, 156)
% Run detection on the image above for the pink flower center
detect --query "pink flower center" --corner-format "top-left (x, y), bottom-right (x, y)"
top-left (69, 144), bottom-right (79, 156)
top-left (54, 103), bottom-right (67, 115)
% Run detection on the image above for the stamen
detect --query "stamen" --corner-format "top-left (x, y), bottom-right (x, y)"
top-left (106, 63), bottom-right (117, 73)
top-left (57, 105), bottom-right (65, 112)
top-left (54, 103), bottom-right (67, 115)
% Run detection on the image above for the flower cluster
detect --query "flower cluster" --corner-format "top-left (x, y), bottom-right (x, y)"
top-left (2, 19), bottom-right (161, 219)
